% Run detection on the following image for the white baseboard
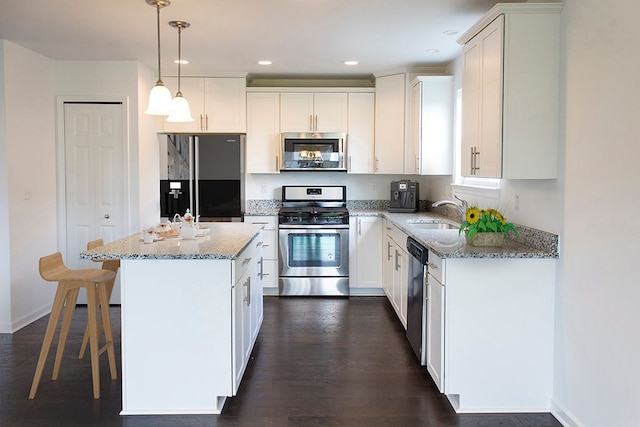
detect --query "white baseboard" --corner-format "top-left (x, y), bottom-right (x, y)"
top-left (9, 303), bottom-right (52, 333)
top-left (551, 399), bottom-right (584, 427)
top-left (349, 288), bottom-right (385, 296)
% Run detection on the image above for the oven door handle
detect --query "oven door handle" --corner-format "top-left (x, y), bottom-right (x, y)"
top-left (278, 224), bottom-right (349, 230)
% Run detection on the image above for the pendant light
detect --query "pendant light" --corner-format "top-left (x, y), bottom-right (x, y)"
top-left (144, 0), bottom-right (173, 116)
top-left (166, 21), bottom-right (194, 122)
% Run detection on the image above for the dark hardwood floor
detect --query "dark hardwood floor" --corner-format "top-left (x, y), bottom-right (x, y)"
top-left (0, 296), bottom-right (561, 426)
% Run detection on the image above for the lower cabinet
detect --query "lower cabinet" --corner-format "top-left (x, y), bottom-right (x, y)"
top-left (424, 253), bottom-right (556, 412)
top-left (245, 216), bottom-right (278, 293)
top-left (232, 232), bottom-right (264, 394)
top-left (349, 216), bottom-right (383, 292)
top-left (426, 250), bottom-right (445, 392)
top-left (383, 220), bottom-right (409, 329)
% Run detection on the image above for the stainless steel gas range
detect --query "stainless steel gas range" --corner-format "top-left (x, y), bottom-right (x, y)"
top-left (278, 185), bottom-right (349, 297)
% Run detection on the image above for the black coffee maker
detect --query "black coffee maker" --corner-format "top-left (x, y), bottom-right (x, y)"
top-left (389, 180), bottom-right (419, 213)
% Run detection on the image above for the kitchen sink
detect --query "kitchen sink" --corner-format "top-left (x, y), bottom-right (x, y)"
top-left (408, 222), bottom-right (458, 230)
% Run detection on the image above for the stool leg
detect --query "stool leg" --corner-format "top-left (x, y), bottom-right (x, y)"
top-left (86, 284), bottom-right (101, 399)
top-left (52, 287), bottom-right (79, 380)
top-left (29, 283), bottom-right (69, 399)
top-left (98, 282), bottom-right (117, 380)
top-left (79, 293), bottom-right (103, 360)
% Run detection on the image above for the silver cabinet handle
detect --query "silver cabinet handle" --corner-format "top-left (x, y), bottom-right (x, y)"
top-left (243, 276), bottom-right (251, 306)
top-left (415, 156), bottom-right (420, 173)
top-left (309, 115), bottom-right (313, 131)
top-left (205, 114), bottom-right (209, 131)
top-left (314, 115), bottom-right (318, 131)
top-left (104, 214), bottom-right (110, 219)
top-left (395, 249), bottom-right (400, 271)
top-left (387, 241), bottom-right (392, 260)
top-left (427, 262), bottom-right (438, 270)
top-left (200, 114), bottom-right (204, 131)
top-left (375, 157), bottom-right (379, 172)
top-left (348, 155), bottom-right (352, 172)
top-left (256, 241), bottom-right (263, 247)
top-left (358, 218), bottom-right (362, 236)
top-left (242, 257), bottom-right (252, 266)
top-left (258, 257), bottom-right (264, 280)
top-left (276, 155), bottom-right (279, 172)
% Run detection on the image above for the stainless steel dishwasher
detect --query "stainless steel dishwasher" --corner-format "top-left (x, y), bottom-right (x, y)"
top-left (406, 236), bottom-right (428, 365)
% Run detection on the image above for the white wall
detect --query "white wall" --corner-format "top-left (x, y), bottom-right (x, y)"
top-left (0, 40), bottom-right (57, 333)
top-left (552, 1), bottom-right (640, 425)
top-left (55, 60), bottom-right (158, 234)
top-left (0, 42), bottom-right (10, 331)
top-left (245, 172), bottom-right (413, 201)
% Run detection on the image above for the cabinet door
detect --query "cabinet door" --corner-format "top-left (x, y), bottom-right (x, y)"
top-left (347, 92), bottom-right (375, 173)
top-left (313, 93), bottom-right (348, 132)
top-left (461, 15), bottom-right (503, 178)
top-left (246, 93), bottom-right (281, 173)
top-left (414, 77), bottom-right (454, 175)
top-left (426, 257), bottom-right (445, 392)
top-left (280, 93), bottom-right (314, 132)
top-left (163, 77), bottom-right (205, 133)
top-left (374, 73), bottom-right (405, 174)
top-left (204, 78), bottom-right (246, 133)
top-left (252, 258), bottom-right (264, 342)
top-left (395, 247), bottom-right (409, 329)
top-left (232, 272), bottom-right (249, 393)
top-left (351, 217), bottom-right (383, 289)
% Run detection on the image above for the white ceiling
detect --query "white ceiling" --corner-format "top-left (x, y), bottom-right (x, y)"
top-left (0, 0), bottom-right (525, 79)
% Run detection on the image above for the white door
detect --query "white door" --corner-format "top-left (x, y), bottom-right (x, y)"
top-left (64, 102), bottom-right (125, 302)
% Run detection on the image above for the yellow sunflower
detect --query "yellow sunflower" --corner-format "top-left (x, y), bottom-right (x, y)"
top-left (466, 206), bottom-right (481, 224)
top-left (495, 211), bottom-right (506, 224)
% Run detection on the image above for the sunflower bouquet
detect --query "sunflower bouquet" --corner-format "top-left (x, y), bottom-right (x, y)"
top-left (459, 206), bottom-right (518, 240)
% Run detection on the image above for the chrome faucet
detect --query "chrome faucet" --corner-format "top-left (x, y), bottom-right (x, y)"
top-left (432, 195), bottom-right (468, 222)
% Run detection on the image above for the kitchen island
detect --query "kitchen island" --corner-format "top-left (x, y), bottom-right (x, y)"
top-left (82, 223), bottom-right (265, 415)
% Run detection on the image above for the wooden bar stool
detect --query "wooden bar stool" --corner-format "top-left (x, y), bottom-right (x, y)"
top-left (29, 252), bottom-right (117, 399)
top-left (78, 239), bottom-right (120, 359)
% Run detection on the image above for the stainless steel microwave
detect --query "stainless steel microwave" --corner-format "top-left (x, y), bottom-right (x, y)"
top-left (280, 132), bottom-right (347, 171)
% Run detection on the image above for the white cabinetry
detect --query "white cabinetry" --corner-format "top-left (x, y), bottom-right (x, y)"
top-left (232, 232), bottom-right (264, 393)
top-left (246, 216), bottom-right (278, 294)
top-left (409, 76), bottom-right (454, 175)
top-left (246, 92), bottom-right (280, 173)
top-left (458, 3), bottom-right (561, 179)
top-left (426, 250), bottom-right (445, 392)
top-left (349, 216), bottom-right (382, 292)
top-left (383, 220), bottom-right (409, 328)
top-left (346, 92), bottom-right (375, 173)
top-left (280, 92), bottom-right (348, 132)
top-left (374, 73), bottom-right (405, 174)
top-left (426, 255), bottom-right (555, 412)
top-left (163, 77), bottom-right (247, 133)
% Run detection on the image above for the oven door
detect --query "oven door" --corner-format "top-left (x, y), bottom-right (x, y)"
top-left (278, 226), bottom-right (349, 277)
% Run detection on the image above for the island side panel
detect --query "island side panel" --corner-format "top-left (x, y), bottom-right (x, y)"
top-left (444, 258), bottom-right (555, 413)
top-left (120, 258), bottom-right (233, 415)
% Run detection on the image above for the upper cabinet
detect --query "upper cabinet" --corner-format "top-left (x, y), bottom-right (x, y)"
top-left (374, 73), bottom-right (406, 174)
top-left (163, 77), bottom-right (247, 134)
top-left (458, 3), bottom-right (562, 179)
top-left (280, 92), bottom-right (348, 132)
top-left (410, 76), bottom-right (454, 175)
top-left (347, 92), bottom-right (375, 174)
top-left (246, 92), bottom-right (280, 174)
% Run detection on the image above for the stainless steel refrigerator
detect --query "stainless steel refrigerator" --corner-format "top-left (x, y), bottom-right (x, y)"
top-left (159, 134), bottom-right (244, 221)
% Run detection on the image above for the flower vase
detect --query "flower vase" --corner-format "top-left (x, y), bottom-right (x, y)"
top-left (466, 232), bottom-right (504, 247)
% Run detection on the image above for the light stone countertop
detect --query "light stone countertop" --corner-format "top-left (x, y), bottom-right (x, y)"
top-left (81, 223), bottom-right (264, 260)
top-left (350, 209), bottom-right (558, 259)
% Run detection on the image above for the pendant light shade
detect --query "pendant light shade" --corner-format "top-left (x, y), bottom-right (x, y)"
top-left (166, 94), bottom-right (194, 122)
top-left (166, 20), bottom-right (194, 123)
top-left (144, 0), bottom-right (172, 116)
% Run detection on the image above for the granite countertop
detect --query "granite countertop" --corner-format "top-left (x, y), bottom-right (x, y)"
top-left (81, 223), bottom-right (264, 260)
top-left (350, 209), bottom-right (558, 259)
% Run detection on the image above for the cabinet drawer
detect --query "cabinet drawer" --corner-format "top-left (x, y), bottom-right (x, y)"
top-left (427, 250), bottom-right (444, 284)
top-left (385, 222), bottom-right (409, 248)
top-left (245, 216), bottom-right (278, 259)
top-left (261, 259), bottom-right (278, 289)
top-left (235, 232), bottom-right (263, 283)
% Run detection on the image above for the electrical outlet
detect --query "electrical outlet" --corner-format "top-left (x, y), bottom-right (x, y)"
top-left (514, 194), bottom-right (520, 210)
top-left (261, 183), bottom-right (267, 194)
top-left (371, 183), bottom-right (377, 195)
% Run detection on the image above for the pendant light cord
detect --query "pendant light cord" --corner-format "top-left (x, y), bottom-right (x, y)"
top-left (176, 24), bottom-right (182, 96)
top-left (155, 3), bottom-right (163, 85)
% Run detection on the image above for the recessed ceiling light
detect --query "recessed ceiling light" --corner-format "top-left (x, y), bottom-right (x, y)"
top-left (258, 60), bottom-right (272, 65)
top-left (344, 60), bottom-right (358, 66)
top-left (443, 30), bottom-right (460, 36)
top-left (425, 49), bottom-right (439, 54)
top-left (174, 59), bottom-right (189, 65)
